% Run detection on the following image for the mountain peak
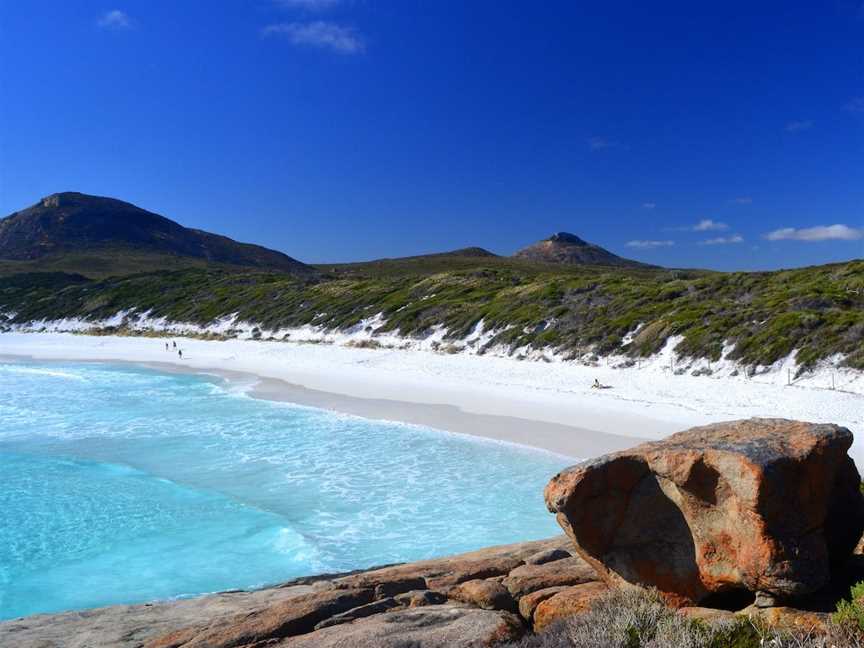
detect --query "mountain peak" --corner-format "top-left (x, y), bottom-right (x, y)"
top-left (39, 192), bottom-right (118, 208)
top-left (513, 232), bottom-right (657, 269)
top-left (547, 232), bottom-right (588, 245)
top-left (1, 192), bottom-right (313, 275)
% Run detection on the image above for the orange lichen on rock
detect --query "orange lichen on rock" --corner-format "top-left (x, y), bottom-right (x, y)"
top-left (544, 418), bottom-right (864, 606)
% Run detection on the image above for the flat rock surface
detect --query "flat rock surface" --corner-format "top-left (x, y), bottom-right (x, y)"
top-left (503, 555), bottom-right (597, 598)
top-left (276, 604), bottom-right (525, 647)
top-left (328, 536), bottom-right (570, 592)
top-left (145, 588), bottom-right (374, 648)
top-left (449, 579), bottom-right (517, 612)
top-left (0, 585), bottom-right (316, 648)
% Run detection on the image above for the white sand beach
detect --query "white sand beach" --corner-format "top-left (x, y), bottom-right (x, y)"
top-left (1, 331), bottom-right (861, 463)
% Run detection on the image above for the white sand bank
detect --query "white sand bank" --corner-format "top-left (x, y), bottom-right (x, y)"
top-left (0, 332), bottom-right (861, 463)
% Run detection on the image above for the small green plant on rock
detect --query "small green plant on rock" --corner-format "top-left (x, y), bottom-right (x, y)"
top-left (833, 581), bottom-right (864, 633)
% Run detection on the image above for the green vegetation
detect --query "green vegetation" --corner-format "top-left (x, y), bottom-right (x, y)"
top-left (0, 248), bottom-right (287, 280)
top-left (833, 581), bottom-right (864, 632)
top-left (506, 588), bottom-right (857, 648)
top-left (1, 256), bottom-right (862, 373)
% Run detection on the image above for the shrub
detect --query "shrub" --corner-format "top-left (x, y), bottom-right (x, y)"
top-left (833, 581), bottom-right (864, 632)
top-left (506, 587), bottom-right (864, 648)
top-left (344, 338), bottom-right (383, 349)
top-left (506, 589), bottom-right (736, 648)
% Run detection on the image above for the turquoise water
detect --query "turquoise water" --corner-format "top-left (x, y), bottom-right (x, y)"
top-left (0, 361), bottom-right (567, 620)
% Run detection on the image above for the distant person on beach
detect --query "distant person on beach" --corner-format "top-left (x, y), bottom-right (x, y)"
top-left (592, 378), bottom-right (600, 389)
top-left (165, 342), bottom-right (168, 351)
top-left (172, 341), bottom-right (177, 349)
top-left (178, 349), bottom-right (183, 359)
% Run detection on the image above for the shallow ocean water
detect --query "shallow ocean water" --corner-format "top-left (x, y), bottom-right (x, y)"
top-left (0, 360), bottom-right (568, 620)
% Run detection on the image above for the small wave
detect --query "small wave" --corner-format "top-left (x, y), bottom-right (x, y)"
top-left (205, 375), bottom-right (261, 398)
top-left (0, 365), bottom-right (87, 381)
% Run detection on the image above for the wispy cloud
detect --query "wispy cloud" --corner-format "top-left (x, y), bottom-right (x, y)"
top-left (588, 136), bottom-right (620, 151)
top-left (262, 21), bottom-right (365, 54)
top-left (693, 218), bottom-right (728, 232)
top-left (785, 120), bottom-right (813, 133)
top-left (275, 0), bottom-right (342, 10)
top-left (97, 9), bottom-right (132, 30)
top-left (625, 240), bottom-right (675, 249)
top-left (765, 224), bottom-right (863, 242)
top-left (844, 97), bottom-right (864, 113)
top-left (699, 235), bottom-right (744, 246)
top-left (642, 202), bottom-right (656, 209)
top-left (667, 218), bottom-right (729, 232)
top-left (730, 196), bottom-right (752, 205)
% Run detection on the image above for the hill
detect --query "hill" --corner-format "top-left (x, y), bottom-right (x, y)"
top-left (318, 246), bottom-right (514, 278)
top-left (513, 232), bottom-right (656, 269)
top-left (0, 192), bottom-right (313, 277)
top-left (318, 245), bottom-right (674, 280)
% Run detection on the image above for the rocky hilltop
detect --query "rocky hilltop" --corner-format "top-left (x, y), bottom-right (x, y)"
top-left (513, 232), bottom-right (655, 268)
top-left (0, 192), bottom-right (312, 274)
top-left (4, 418), bottom-right (864, 647)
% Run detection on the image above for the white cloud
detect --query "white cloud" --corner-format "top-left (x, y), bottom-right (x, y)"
top-left (666, 219), bottom-right (729, 233)
top-left (588, 136), bottom-right (620, 151)
top-left (262, 21), bottom-right (364, 54)
top-left (730, 196), bottom-right (752, 205)
top-left (765, 224), bottom-right (863, 242)
top-left (785, 120), bottom-right (813, 133)
top-left (97, 9), bottom-right (131, 30)
top-left (699, 235), bottom-right (744, 246)
top-left (625, 240), bottom-right (675, 249)
top-left (642, 202), bottom-right (656, 209)
top-left (693, 219), bottom-right (728, 232)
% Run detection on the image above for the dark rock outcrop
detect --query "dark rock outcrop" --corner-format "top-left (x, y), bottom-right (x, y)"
top-left (524, 547), bottom-right (571, 565)
top-left (545, 418), bottom-right (864, 606)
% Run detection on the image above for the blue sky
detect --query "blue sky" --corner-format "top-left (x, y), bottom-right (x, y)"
top-left (1, 1), bottom-right (862, 270)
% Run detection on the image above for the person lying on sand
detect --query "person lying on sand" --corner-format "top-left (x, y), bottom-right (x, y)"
top-left (591, 378), bottom-right (612, 389)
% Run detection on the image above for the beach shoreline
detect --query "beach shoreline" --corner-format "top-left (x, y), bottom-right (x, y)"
top-left (0, 349), bottom-right (641, 460)
top-left (1, 331), bottom-right (862, 462)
